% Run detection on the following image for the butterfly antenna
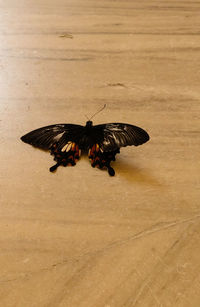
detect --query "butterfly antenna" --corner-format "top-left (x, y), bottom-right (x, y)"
top-left (89, 104), bottom-right (106, 121)
top-left (84, 114), bottom-right (89, 120)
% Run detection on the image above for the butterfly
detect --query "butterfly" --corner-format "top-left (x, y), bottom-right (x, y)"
top-left (21, 106), bottom-right (150, 176)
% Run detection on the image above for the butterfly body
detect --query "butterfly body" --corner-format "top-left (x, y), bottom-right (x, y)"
top-left (21, 120), bottom-right (150, 176)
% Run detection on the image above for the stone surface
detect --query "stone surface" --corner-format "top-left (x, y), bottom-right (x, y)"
top-left (0, 1), bottom-right (200, 306)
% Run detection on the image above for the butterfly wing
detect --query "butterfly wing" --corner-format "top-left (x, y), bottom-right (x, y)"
top-left (87, 123), bottom-right (149, 176)
top-left (21, 124), bottom-right (84, 150)
top-left (91, 123), bottom-right (150, 151)
top-left (21, 124), bottom-right (84, 172)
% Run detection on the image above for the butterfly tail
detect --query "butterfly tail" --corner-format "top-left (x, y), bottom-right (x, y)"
top-left (50, 163), bottom-right (60, 172)
top-left (108, 166), bottom-right (115, 176)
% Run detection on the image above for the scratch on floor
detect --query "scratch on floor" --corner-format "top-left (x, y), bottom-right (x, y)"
top-left (59, 33), bottom-right (73, 39)
top-left (131, 268), bottom-right (163, 307)
top-left (88, 214), bottom-right (200, 259)
top-left (106, 83), bottom-right (127, 88)
top-left (1, 214), bottom-right (200, 284)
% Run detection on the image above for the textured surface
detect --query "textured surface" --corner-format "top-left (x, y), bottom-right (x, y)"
top-left (0, 1), bottom-right (200, 306)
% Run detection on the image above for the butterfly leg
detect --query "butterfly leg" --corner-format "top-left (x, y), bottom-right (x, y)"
top-left (88, 144), bottom-right (120, 176)
top-left (50, 142), bottom-right (81, 172)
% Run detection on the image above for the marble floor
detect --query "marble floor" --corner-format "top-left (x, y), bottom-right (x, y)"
top-left (0, 1), bottom-right (200, 306)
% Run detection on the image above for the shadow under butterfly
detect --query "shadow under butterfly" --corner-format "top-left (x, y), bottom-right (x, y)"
top-left (21, 105), bottom-right (150, 176)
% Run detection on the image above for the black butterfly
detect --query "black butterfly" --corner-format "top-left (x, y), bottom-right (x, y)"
top-left (21, 119), bottom-right (150, 176)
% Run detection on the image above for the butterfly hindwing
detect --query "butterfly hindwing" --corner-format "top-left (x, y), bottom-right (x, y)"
top-left (88, 143), bottom-right (120, 176)
top-left (50, 141), bottom-right (81, 172)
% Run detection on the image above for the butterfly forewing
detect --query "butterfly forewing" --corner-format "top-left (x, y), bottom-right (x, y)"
top-left (21, 124), bottom-right (84, 150)
top-left (91, 123), bottom-right (150, 151)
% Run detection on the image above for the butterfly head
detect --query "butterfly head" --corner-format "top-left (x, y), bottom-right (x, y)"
top-left (85, 104), bottom-right (106, 125)
top-left (86, 120), bottom-right (93, 128)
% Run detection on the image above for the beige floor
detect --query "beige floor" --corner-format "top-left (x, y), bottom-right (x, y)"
top-left (1, 1), bottom-right (200, 306)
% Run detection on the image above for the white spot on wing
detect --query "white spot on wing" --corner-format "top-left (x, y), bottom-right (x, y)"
top-left (54, 132), bottom-right (65, 141)
top-left (61, 141), bottom-right (72, 152)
